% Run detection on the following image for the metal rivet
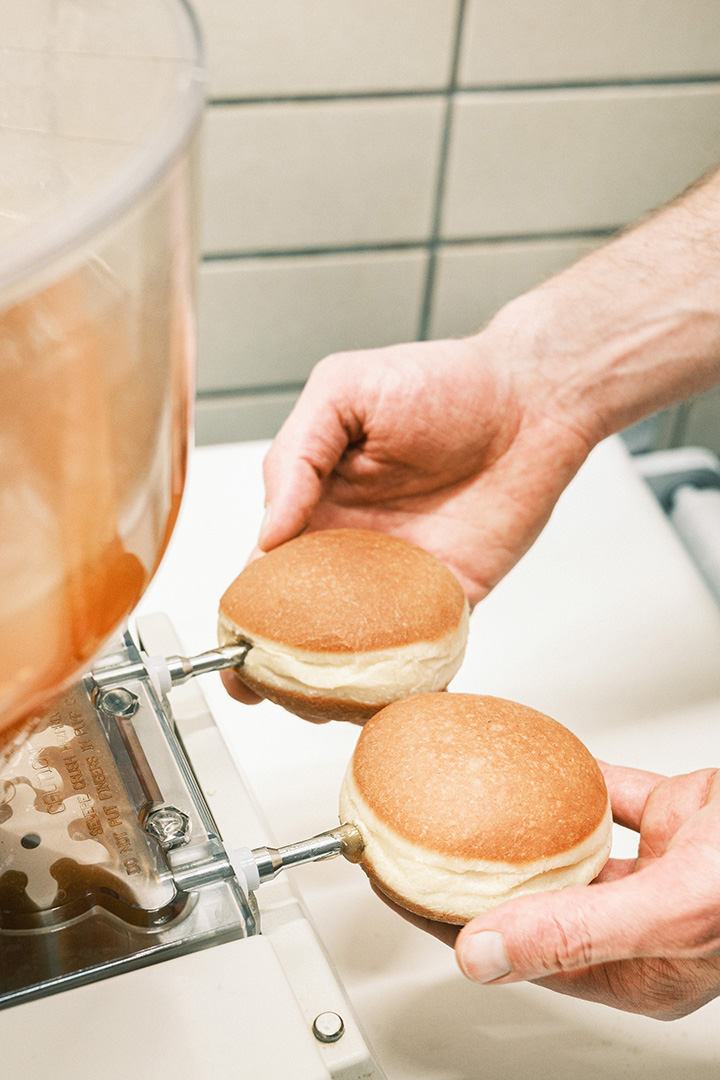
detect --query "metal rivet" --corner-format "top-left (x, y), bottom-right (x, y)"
top-left (312, 1012), bottom-right (345, 1044)
top-left (144, 806), bottom-right (192, 850)
top-left (95, 687), bottom-right (139, 718)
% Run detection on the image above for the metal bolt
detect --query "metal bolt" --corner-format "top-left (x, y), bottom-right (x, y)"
top-left (95, 686), bottom-right (139, 718)
top-left (312, 1012), bottom-right (345, 1044)
top-left (144, 805), bottom-right (192, 850)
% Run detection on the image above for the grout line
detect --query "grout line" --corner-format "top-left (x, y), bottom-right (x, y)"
top-left (200, 227), bottom-right (619, 265)
top-left (209, 89), bottom-right (445, 106)
top-left (197, 383), bottom-right (305, 401)
top-left (207, 74), bottom-right (720, 110)
top-left (418, 0), bottom-right (467, 341)
top-left (426, 227), bottom-right (618, 246)
top-left (202, 241), bottom-right (427, 262)
top-left (456, 74), bottom-right (720, 95)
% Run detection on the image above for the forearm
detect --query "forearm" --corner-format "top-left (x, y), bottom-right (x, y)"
top-left (484, 165), bottom-right (720, 446)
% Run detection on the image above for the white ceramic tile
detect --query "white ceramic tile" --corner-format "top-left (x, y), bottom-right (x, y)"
top-left (2, 0), bottom-right (53, 48)
top-left (192, 0), bottom-right (457, 98)
top-left (201, 98), bottom-right (445, 253)
top-left (4, 0), bottom-right (184, 54)
top-left (429, 237), bottom-right (602, 340)
top-left (195, 390), bottom-right (300, 445)
top-left (0, 52), bottom-right (182, 143)
top-left (55, 54), bottom-right (181, 142)
top-left (0, 50), bottom-right (48, 129)
top-left (442, 85), bottom-right (720, 239)
top-left (56, 0), bottom-right (189, 58)
top-left (459, 0), bottom-right (720, 86)
top-left (197, 248), bottom-right (427, 392)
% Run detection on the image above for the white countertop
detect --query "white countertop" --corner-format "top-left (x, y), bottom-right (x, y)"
top-left (138, 434), bottom-right (720, 1079)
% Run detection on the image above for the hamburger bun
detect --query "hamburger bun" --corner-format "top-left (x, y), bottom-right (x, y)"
top-left (339, 693), bottom-right (612, 923)
top-left (218, 529), bottom-right (469, 724)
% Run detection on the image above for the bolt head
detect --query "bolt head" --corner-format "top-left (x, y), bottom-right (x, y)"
top-left (95, 687), bottom-right (139, 718)
top-left (144, 806), bottom-right (192, 850)
top-left (312, 1012), bottom-right (345, 1044)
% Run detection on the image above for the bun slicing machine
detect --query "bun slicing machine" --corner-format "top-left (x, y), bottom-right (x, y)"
top-left (0, 610), bottom-right (377, 1079)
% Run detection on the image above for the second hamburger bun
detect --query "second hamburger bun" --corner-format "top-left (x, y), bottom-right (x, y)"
top-left (339, 693), bottom-right (612, 923)
top-left (218, 529), bottom-right (469, 723)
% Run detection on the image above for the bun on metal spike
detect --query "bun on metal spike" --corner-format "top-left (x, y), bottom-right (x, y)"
top-left (218, 529), bottom-right (469, 724)
top-left (340, 693), bottom-right (612, 923)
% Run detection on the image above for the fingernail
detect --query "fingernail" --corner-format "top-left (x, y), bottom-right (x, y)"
top-left (258, 504), bottom-right (272, 547)
top-left (459, 931), bottom-right (512, 983)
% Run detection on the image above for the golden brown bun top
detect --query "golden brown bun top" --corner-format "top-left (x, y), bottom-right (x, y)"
top-left (351, 693), bottom-right (609, 864)
top-left (219, 528), bottom-right (467, 653)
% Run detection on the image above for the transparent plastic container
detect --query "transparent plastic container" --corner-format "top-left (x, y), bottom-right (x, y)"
top-left (0, 1), bottom-right (205, 754)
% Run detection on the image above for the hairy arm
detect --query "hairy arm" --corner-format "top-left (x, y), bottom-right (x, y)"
top-left (498, 166), bottom-right (720, 446)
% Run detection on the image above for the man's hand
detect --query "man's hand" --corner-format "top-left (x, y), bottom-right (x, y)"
top-left (257, 335), bottom-right (595, 607)
top-left (453, 763), bottom-right (720, 1019)
top-left (221, 331), bottom-right (594, 707)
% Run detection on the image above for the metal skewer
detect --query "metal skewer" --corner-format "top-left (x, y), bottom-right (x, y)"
top-left (177, 824), bottom-right (365, 896)
top-left (92, 641), bottom-right (253, 693)
top-left (251, 823), bottom-right (364, 884)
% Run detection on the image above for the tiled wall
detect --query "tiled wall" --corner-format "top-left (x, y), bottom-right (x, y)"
top-left (191, 0), bottom-right (720, 451)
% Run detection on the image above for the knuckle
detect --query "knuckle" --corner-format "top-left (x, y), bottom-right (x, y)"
top-left (665, 896), bottom-right (720, 958)
top-left (545, 909), bottom-right (595, 972)
top-left (684, 923), bottom-right (720, 958)
top-left (304, 354), bottom-right (336, 388)
top-left (313, 351), bottom-right (351, 377)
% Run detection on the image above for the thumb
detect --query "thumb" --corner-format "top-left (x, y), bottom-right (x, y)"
top-left (258, 452), bottom-right (325, 551)
top-left (455, 870), bottom-right (670, 985)
top-left (258, 381), bottom-right (361, 551)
